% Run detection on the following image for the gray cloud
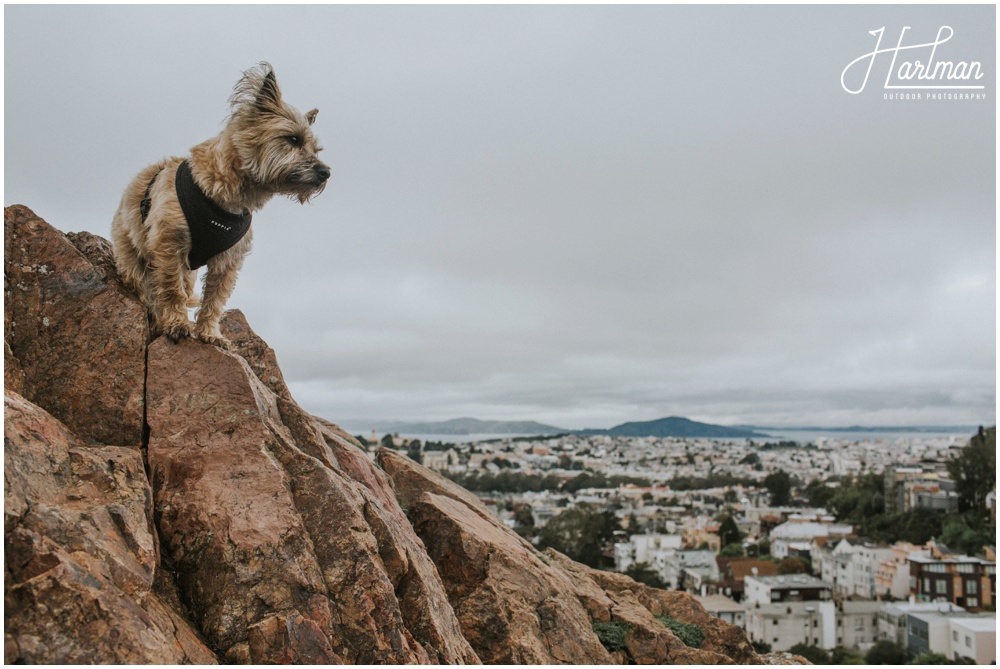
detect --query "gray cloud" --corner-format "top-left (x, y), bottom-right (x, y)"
top-left (5, 5), bottom-right (995, 429)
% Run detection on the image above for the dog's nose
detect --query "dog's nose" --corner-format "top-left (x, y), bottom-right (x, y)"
top-left (314, 164), bottom-right (331, 182)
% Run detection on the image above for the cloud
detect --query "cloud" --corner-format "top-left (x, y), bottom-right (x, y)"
top-left (4, 5), bottom-right (995, 429)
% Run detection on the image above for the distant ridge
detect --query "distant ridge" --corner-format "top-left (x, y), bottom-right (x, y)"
top-left (360, 417), bottom-right (566, 436)
top-left (746, 424), bottom-right (979, 434)
top-left (577, 416), bottom-right (768, 439)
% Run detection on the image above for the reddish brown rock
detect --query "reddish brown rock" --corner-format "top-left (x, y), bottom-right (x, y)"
top-left (380, 449), bottom-right (613, 664)
top-left (4, 207), bottom-right (796, 666)
top-left (146, 336), bottom-right (478, 664)
top-left (4, 392), bottom-right (215, 664)
top-left (4, 205), bottom-right (147, 446)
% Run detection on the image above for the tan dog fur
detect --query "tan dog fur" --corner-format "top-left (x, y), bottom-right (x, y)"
top-left (111, 63), bottom-right (329, 349)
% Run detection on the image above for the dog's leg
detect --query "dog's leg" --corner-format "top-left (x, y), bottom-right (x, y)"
top-left (193, 244), bottom-right (247, 349)
top-left (148, 227), bottom-right (194, 343)
top-left (183, 270), bottom-right (201, 309)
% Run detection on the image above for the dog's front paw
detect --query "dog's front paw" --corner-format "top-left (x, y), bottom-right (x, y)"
top-left (194, 324), bottom-right (232, 350)
top-left (198, 332), bottom-right (233, 350)
top-left (163, 321), bottom-right (192, 343)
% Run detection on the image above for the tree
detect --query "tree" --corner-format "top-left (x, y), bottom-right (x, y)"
top-left (908, 651), bottom-right (957, 664)
top-left (947, 427), bottom-right (996, 520)
top-left (763, 470), bottom-right (792, 506)
top-left (716, 514), bottom-right (743, 547)
top-left (536, 503), bottom-right (617, 569)
top-left (830, 646), bottom-right (865, 664)
top-left (406, 441), bottom-right (423, 464)
top-left (789, 643), bottom-right (830, 664)
top-left (865, 640), bottom-right (907, 665)
top-left (624, 562), bottom-right (666, 588)
top-left (718, 542), bottom-right (745, 558)
top-left (776, 557), bottom-right (807, 575)
top-left (938, 516), bottom-right (995, 557)
top-left (804, 479), bottom-right (836, 510)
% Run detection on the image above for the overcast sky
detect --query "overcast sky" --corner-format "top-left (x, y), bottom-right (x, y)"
top-left (4, 5), bottom-right (996, 430)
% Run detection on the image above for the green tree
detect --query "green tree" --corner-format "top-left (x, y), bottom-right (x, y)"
top-left (804, 479), bottom-right (837, 509)
top-left (789, 643), bottom-right (829, 664)
top-left (536, 503), bottom-right (617, 569)
top-left (716, 514), bottom-right (743, 548)
top-left (624, 562), bottom-right (666, 588)
top-left (865, 640), bottom-right (907, 665)
top-left (947, 427), bottom-right (996, 520)
top-left (908, 651), bottom-right (957, 664)
top-left (776, 557), bottom-right (807, 575)
top-left (830, 646), bottom-right (864, 664)
top-left (718, 542), bottom-right (745, 558)
top-left (938, 515), bottom-right (995, 557)
top-left (380, 433), bottom-right (396, 449)
top-left (406, 441), bottom-right (423, 464)
top-left (763, 470), bottom-right (793, 506)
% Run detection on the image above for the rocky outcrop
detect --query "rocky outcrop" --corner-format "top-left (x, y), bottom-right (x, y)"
top-left (5, 205), bottom-right (798, 665)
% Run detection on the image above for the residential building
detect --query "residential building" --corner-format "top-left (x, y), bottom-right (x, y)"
top-left (875, 542), bottom-right (929, 600)
top-left (909, 544), bottom-right (996, 610)
top-left (696, 594), bottom-right (747, 629)
top-left (947, 615), bottom-right (996, 664)
top-left (876, 601), bottom-right (965, 648)
top-left (883, 464), bottom-right (956, 514)
top-left (715, 558), bottom-right (778, 602)
top-left (744, 574), bottom-right (833, 607)
top-left (907, 611), bottom-right (996, 663)
top-left (834, 600), bottom-right (880, 652)
top-left (613, 532), bottom-right (682, 572)
top-left (816, 539), bottom-right (893, 599)
top-left (770, 521), bottom-right (853, 560)
top-left (659, 549), bottom-right (718, 592)
top-left (746, 600), bottom-right (836, 651)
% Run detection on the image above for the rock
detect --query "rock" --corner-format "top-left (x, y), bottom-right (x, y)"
top-left (145, 335), bottom-right (478, 663)
top-left (4, 205), bottom-right (147, 446)
top-left (380, 449), bottom-right (614, 664)
top-left (378, 447), bottom-right (785, 665)
top-left (4, 391), bottom-right (215, 664)
top-left (4, 206), bottom-right (797, 665)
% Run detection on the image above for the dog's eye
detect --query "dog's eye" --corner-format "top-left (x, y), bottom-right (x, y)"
top-left (286, 135), bottom-right (302, 147)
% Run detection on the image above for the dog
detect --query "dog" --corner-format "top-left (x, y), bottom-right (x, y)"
top-left (111, 62), bottom-right (329, 349)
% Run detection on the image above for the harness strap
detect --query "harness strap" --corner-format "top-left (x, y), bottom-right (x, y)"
top-left (139, 169), bottom-right (163, 222)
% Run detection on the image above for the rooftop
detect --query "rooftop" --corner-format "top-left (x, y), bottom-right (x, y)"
top-left (747, 574), bottom-right (830, 590)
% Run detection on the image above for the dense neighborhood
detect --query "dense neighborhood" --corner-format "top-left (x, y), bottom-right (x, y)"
top-left (365, 427), bottom-right (997, 664)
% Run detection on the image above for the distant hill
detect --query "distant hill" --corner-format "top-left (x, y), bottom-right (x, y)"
top-left (364, 417), bottom-right (567, 436)
top-left (578, 416), bottom-right (768, 439)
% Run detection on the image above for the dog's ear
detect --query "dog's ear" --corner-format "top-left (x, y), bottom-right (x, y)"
top-left (254, 68), bottom-right (282, 112)
top-left (305, 108), bottom-right (319, 125)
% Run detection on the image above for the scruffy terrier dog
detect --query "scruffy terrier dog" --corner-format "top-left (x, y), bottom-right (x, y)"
top-left (112, 62), bottom-right (329, 349)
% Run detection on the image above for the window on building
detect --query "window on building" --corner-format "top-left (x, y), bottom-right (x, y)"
top-left (965, 580), bottom-right (978, 594)
top-left (855, 618), bottom-right (864, 630)
top-left (966, 597), bottom-right (978, 608)
top-left (923, 578), bottom-right (931, 592)
top-left (935, 579), bottom-right (947, 595)
top-left (953, 630), bottom-right (959, 641)
top-left (965, 636), bottom-right (972, 648)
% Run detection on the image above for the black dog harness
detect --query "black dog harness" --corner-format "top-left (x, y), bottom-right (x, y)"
top-left (140, 161), bottom-right (252, 270)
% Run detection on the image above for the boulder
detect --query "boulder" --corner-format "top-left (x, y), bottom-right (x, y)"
top-left (145, 334), bottom-right (477, 663)
top-left (4, 205), bottom-right (147, 446)
top-left (4, 391), bottom-right (215, 664)
top-left (4, 205), bottom-right (799, 665)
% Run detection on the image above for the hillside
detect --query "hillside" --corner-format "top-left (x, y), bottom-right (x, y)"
top-left (3, 205), bottom-right (802, 665)
top-left (579, 416), bottom-right (768, 439)
top-left (364, 417), bottom-right (566, 435)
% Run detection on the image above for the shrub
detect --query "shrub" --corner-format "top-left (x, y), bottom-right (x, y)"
top-left (591, 620), bottom-right (630, 653)
top-left (655, 614), bottom-right (705, 649)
